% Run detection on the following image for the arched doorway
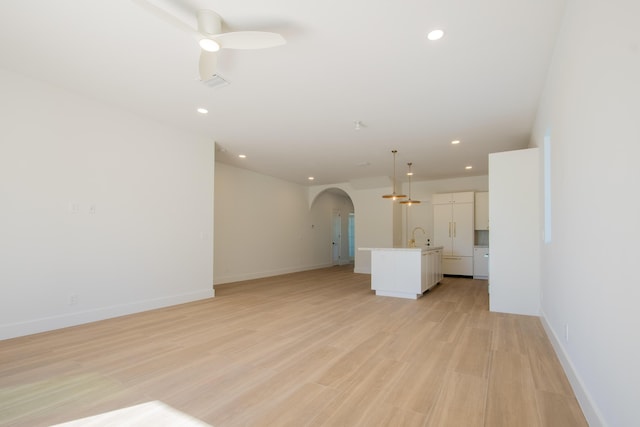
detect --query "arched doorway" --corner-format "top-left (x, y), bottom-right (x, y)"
top-left (310, 188), bottom-right (355, 266)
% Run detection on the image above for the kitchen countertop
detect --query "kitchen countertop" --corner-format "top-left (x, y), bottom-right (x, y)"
top-left (359, 246), bottom-right (443, 252)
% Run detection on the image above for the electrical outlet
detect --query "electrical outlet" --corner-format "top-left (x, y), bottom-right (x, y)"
top-left (69, 293), bottom-right (78, 306)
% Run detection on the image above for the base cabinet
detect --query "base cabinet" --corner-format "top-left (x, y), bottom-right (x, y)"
top-left (442, 256), bottom-right (473, 276)
top-left (423, 248), bottom-right (443, 292)
top-left (473, 247), bottom-right (489, 279)
top-left (366, 247), bottom-right (443, 299)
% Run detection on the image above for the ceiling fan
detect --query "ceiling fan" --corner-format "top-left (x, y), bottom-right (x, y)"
top-left (132, 0), bottom-right (286, 81)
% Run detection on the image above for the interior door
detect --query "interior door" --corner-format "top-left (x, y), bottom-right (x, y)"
top-left (332, 210), bottom-right (341, 265)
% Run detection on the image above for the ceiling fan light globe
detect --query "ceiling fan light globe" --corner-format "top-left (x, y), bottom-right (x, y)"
top-left (199, 38), bottom-right (220, 52)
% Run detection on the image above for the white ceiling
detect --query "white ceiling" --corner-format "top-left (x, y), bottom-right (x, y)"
top-left (0, 0), bottom-right (566, 186)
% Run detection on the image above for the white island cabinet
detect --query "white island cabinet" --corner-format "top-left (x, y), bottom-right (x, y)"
top-left (361, 247), bottom-right (443, 299)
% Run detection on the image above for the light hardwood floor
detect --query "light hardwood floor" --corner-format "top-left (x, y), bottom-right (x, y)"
top-left (0, 265), bottom-right (587, 426)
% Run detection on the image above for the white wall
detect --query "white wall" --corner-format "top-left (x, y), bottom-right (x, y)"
top-left (531, 0), bottom-right (640, 425)
top-left (214, 163), bottom-right (351, 284)
top-left (215, 172), bottom-right (394, 283)
top-left (0, 69), bottom-right (215, 340)
top-left (488, 148), bottom-right (541, 316)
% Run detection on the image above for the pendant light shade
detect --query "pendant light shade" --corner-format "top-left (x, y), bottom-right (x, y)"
top-left (382, 150), bottom-right (407, 200)
top-left (400, 162), bottom-right (421, 205)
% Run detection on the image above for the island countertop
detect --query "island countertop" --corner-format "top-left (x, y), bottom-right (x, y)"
top-left (359, 246), bottom-right (443, 252)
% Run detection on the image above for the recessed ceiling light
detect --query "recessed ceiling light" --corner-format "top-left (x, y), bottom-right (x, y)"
top-left (451, 140), bottom-right (460, 145)
top-left (427, 29), bottom-right (445, 41)
top-left (238, 154), bottom-right (247, 159)
top-left (199, 38), bottom-right (220, 52)
top-left (465, 165), bottom-right (473, 170)
top-left (197, 108), bottom-right (208, 114)
top-left (308, 177), bottom-right (315, 181)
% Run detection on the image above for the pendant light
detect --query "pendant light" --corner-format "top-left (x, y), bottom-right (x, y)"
top-left (400, 162), bottom-right (421, 205)
top-left (382, 150), bottom-right (407, 200)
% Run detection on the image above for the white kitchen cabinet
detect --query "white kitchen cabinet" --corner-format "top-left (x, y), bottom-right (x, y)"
top-left (364, 247), bottom-right (443, 299)
top-left (433, 192), bottom-right (474, 275)
top-left (442, 255), bottom-right (473, 276)
top-left (423, 248), bottom-right (443, 292)
top-left (435, 248), bottom-right (444, 286)
top-left (475, 192), bottom-right (489, 230)
top-left (473, 247), bottom-right (489, 279)
top-left (432, 192), bottom-right (474, 205)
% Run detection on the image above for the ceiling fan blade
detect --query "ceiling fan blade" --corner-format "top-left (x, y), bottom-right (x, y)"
top-left (213, 31), bottom-right (286, 50)
top-left (196, 10), bottom-right (222, 35)
top-left (132, 0), bottom-right (197, 35)
top-left (199, 50), bottom-right (218, 81)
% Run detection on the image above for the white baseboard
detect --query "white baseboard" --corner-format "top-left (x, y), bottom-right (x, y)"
top-left (0, 289), bottom-right (214, 341)
top-left (540, 310), bottom-right (606, 427)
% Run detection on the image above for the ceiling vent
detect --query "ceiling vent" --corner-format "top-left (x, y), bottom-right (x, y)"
top-left (202, 74), bottom-right (229, 89)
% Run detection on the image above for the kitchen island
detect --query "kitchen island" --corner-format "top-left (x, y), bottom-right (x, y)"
top-left (360, 247), bottom-right (443, 299)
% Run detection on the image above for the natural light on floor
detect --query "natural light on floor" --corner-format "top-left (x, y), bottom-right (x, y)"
top-left (50, 401), bottom-right (212, 426)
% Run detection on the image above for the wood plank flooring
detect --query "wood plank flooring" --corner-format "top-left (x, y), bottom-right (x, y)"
top-left (0, 265), bottom-right (587, 426)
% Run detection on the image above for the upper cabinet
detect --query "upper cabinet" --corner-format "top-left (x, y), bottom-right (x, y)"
top-left (432, 192), bottom-right (475, 205)
top-left (475, 192), bottom-right (489, 230)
